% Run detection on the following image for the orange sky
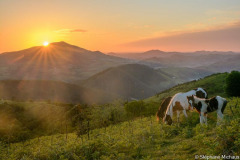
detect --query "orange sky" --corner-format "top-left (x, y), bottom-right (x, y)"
top-left (0, 0), bottom-right (240, 53)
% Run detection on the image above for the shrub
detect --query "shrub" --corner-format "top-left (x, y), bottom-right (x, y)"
top-left (225, 71), bottom-right (240, 97)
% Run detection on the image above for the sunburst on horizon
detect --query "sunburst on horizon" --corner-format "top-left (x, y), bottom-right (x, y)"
top-left (43, 41), bottom-right (49, 46)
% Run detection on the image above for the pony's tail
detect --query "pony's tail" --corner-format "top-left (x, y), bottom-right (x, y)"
top-left (163, 96), bottom-right (175, 122)
top-left (221, 99), bottom-right (228, 113)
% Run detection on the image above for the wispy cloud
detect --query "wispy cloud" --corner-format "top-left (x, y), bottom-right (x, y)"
top-left (55, 29), bottom-right (87, 33)
top-left (123, 20), bottom-right (240, 52)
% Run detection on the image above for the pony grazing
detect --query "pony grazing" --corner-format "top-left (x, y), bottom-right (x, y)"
top-left (163, 88), bottom-right (208, 125)
top-left (156, 96), bottom-right (172, 125)
top-left (187, 95), bottom-right (228, 125)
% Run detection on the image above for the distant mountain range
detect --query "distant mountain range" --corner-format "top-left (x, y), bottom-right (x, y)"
top-left (197, 54), bottom-right (240, 72)
top-left (109, 50), bottom-right (240, 68)
top-left (0, 42), bottom-right (239, 103)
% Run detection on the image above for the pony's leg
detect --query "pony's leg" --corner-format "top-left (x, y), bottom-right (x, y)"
top-left (217, 110), bottom-right (224, 120)
top-left (217, 110), bottom-right (224, 125)
top-left (183, 110), bottom-right (188, 118)
top-left (177, 111), bottom-right (180, 123)
top-left (200, 113), bottom-right (204, 124)
top-left (204, 114), bottom-right (208, 125)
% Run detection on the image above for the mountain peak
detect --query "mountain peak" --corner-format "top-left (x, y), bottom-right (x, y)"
top-left (51, 41), bottom-right (69, 46)
top-left (144, 50), bottom-right (165, 54)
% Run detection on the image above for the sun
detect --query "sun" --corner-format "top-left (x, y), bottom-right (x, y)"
top-left (43, 41), bottom-right (49, 46)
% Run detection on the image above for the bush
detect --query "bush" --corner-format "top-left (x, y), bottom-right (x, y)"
top-left (214, 118), bottom-right (240, 155)
top-left (225, 71), bottom-right (240, 97)
top-left (124, 100), bottom-right (146, 117)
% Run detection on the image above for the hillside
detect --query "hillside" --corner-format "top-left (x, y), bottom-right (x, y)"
top-left (158, 67), bottom-right (213, 84)
top-left (0, 80), bottom-right (119, 104)
top-left (81, 64), bottom-right (175, 100)
top-left (0, 42), bottom-right (130, 82)
top-left (145, 73), bottom-right (228, 104)
top-left (1, 73), bottom-right (240, 159)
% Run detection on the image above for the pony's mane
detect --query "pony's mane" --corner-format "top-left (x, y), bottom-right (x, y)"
top-left (193, 95), bottom-right (206, 101)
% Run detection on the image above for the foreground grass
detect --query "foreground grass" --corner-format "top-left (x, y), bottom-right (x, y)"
top-left (1, 97), bottom-right (239, 160)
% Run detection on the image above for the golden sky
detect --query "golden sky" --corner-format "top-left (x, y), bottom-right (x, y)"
top-left (0, 0), bottom-right (240, 53)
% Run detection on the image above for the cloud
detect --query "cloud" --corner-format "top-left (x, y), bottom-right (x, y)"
top-left (55, 29), bottom-right (87, 33)
top-left (69, 29), bottom-right (87, 32)
top-left (123, 21), bottom-right (240, 52)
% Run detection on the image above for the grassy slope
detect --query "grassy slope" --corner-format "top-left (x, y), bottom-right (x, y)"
top-left (1, 72), bottom-right (240, 159)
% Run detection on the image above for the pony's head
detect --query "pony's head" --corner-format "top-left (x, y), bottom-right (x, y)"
top-left (164, 115), bottom-right (173, 125)
top-left (163, 114), bottom-right (173, 125)
top-left (187, 95), bottom-right (195, 110)
top-left (195, 88), bottom-right (208, 98)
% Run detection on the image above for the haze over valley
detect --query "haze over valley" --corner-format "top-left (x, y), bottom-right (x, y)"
top-left (0, 42), bottom-right (239, 103)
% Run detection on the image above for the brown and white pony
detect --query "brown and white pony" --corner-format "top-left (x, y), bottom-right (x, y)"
top-left (187, 95), bottom-right (228, 125)
top-left (163, 88), bottom-right (208, 125)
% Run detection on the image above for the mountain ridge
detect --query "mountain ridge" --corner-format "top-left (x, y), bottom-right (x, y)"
top-left (0, 42), bottom-right (131, 82)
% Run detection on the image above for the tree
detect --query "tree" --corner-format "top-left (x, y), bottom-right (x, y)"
top-left (225, 71), bottom-right (240, 97)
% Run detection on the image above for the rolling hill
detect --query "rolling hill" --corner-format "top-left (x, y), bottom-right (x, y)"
top-left (81, 64), bottom-right (175, 100)
top-left (79, 64), bottom-right (213, 100)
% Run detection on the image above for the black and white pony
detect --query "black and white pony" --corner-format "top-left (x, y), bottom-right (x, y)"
top-left (163, 88), bottom-right (208, 125)
top-left (187, 95), bottom-right (228, 125)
